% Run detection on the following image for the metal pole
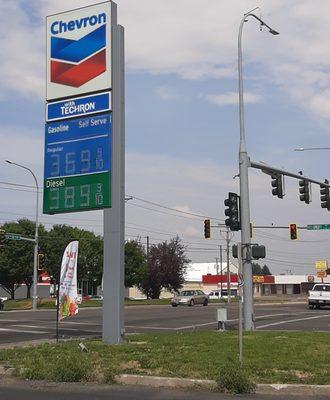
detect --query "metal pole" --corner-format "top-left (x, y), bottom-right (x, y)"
top-left (215, 257), bottom-right (219, 275)
top-left (238, 13), bottom-right (253, 330)
top-left (238, 243), bottom-right (243, 365)
top-left (237, 12), bottom-right (279, 330)
top-left (5, 160), bottom-right (39, 310)
top-left (102, 4), bottom-right (125, 344)
top-left (220, 245), bottom-right (223, 295)
top-left (226, 228), bottom-right (231, 303)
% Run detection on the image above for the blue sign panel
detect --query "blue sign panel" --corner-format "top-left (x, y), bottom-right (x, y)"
top-left (44, 112), bottom-right (111, 179)
top-left (46, 92), bottom-right (111, 122)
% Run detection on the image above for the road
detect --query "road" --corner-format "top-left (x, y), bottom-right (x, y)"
top-left (0, 302), bottom-right (329, 345)
top-left (0, 378), bottom-right (328, 400)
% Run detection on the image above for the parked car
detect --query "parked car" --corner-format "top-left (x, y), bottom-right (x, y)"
top-left (308, 284), bottom-right (330, 309)
top-left (90, 295), bottom-right (103, 301)
top-left (171, 290), bottom-right (209, 307)
top-left (208, 289), bottom-right (238, 299)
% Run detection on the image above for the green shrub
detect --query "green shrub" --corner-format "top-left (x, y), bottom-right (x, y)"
top-left (217, 363), bottom-right (256, 394)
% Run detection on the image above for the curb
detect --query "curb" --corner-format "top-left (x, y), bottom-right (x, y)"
top-left (115, 374), bottom-right (330, 396)
top-left (115, 374), bottom-right (217, 390)
top-left (1, 368), bottom-right (329, 396)
top-left (257, 383), bottom-right (330, 396)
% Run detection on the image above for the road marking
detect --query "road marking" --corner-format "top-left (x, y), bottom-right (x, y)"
top-left (11, 324), bottom-right (100, 334)
top-left (61, 321), bottom-right (102, 326)
top-left (11, 324), bottom-right (48, 329)
top-left (0, 328), bottom-right (47, 334)
top-left (257, 314), bottom-right (330, 329)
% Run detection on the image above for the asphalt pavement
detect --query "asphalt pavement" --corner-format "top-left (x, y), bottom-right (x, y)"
top-left (0, 302), bottom-right (329, 346)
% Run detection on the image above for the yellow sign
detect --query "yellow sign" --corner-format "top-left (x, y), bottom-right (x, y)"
top-left (317, 271), bottom-right (327, 279)
top-left (253, 275), bottom-right (264, 283)
top-left (315, 260), bottom-right (328, 271)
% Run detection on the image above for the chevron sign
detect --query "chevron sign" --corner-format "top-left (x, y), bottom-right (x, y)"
top-left (46, 2), bottom-right (112, 100)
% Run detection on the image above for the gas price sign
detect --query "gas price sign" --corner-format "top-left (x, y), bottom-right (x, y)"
top-left (43, 110), bottom-right (111, 214)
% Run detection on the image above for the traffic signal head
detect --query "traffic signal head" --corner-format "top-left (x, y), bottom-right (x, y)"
top-left (204, 219), bottom-right (211, 239)
top-left (299, 179), bottom-right (310, 204)
top-left (224, 192), bottom-right (240, 231)
top-left (320, 179), bottom-right (330, 210)
top-left (38, 253), bottom-right (45, 270)
top-left (289, 223), bottom-right (298, 240)
top-left (271, 175), bottom-right (284, 198)
top-left (0, 229), bottom-right (5, 247)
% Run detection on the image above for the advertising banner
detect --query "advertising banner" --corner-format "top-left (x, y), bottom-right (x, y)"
top-left (59, 241), bottom-right (79, 320)
top-left (46, 2), bottom-right (112, 100)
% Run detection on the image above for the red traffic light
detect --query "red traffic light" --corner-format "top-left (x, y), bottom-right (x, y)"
top-left (289, 223), bottom-right (298, 240)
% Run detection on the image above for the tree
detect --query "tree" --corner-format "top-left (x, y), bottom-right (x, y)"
top-left (252, 262), bottom-right (262, 275)
top-left (261, 264), bottom-right (271, 275)
top-left (0, 219), bottom-right (47, 299)
top-left (138, 237), bottom-right (190, 299)
top-left (44, 225), bottom-right (103, 289)
top-left (125, 240), bottom-right (147, 288)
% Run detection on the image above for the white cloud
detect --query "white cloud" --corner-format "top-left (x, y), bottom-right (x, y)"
top-left (154, 85), bottom-right (178, 100)
top-left (2, 0), bottom-right (330, 121)
top-left (206, 91), bottom-right (261, 106)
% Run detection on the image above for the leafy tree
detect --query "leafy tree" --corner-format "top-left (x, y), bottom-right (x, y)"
top-left (0, 219), bottom-right (47, 299)
top-left (139, 237), bottom-right (190, 299)
top-left (252, 262), bottom-right (262, 275)
top-left (261, 264), bottom-right (271, 275)
top-left (125, 240), bottom-right (147, 288)
top-left (43, 225), bottom-right (103, 287)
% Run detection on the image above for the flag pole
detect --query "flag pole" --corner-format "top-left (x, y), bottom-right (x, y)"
top-left (56, 278), bottom-right (60, 343)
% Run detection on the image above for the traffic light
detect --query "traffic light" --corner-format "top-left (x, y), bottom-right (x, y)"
top-left (38, 253), bottom-right (45, 270)
top-left (204, 219), bottom-right (211, 239)
top-left (251, 245), bottom-right (266, 259)
top-left (299, 179), bottom-right (310, 204)
top-left (224, 192), bottom-right (240, 231)
top-left (0, 230), bottom-right (5, 247)
top-left (271, 174), bottom-right (284, 198)
top-left (320, 179), bottom-right (330, 210)
top-left (289, 223), bottom-right (298, 240)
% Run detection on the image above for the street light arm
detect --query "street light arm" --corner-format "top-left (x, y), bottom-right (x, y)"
top-left (5, 160), bottom-right (39, 191)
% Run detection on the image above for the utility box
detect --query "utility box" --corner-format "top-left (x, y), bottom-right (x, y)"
top-left (216, 308), bottom-right (227, 331)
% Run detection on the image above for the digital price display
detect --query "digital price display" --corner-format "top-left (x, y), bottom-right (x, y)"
top-left (43, 112), bottom-right (111, 214)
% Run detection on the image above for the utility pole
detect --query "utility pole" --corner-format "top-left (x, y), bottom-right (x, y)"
top-left (220, 245), bottom-right (223, 294)
top-left (146, 235), bottom-right (150, 258)
top-left (215, 257), bottom-right (219, 275)
top-left (226, 228), bottom-right (231, 303)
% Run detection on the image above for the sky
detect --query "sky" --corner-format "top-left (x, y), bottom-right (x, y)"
top-left (1, 0), bottom-right (330, 275)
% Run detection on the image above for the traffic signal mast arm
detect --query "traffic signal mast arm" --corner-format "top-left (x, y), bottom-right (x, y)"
top-left (250, 161), bottom-right (330, 188)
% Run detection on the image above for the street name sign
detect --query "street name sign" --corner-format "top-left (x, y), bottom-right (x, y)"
top-left (5, 233), bottom-right (21, 241)
top-left (307, 224), bottom-right (330, 230)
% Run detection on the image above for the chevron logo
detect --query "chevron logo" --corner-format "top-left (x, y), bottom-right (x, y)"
top-left (50, 25), bottom-right (106, 88)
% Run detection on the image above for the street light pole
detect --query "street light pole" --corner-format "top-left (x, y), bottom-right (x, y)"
top-left (6, 160), bottom-right (39, 310)
top-left (238, 11), bottom-right (279, 330)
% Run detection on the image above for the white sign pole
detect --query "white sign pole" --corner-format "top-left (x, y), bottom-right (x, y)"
top-left (102, 2), bottom-right (125, 344)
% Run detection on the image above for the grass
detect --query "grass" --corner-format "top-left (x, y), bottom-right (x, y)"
top-left (0, 331), bottom-right (329, 386)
